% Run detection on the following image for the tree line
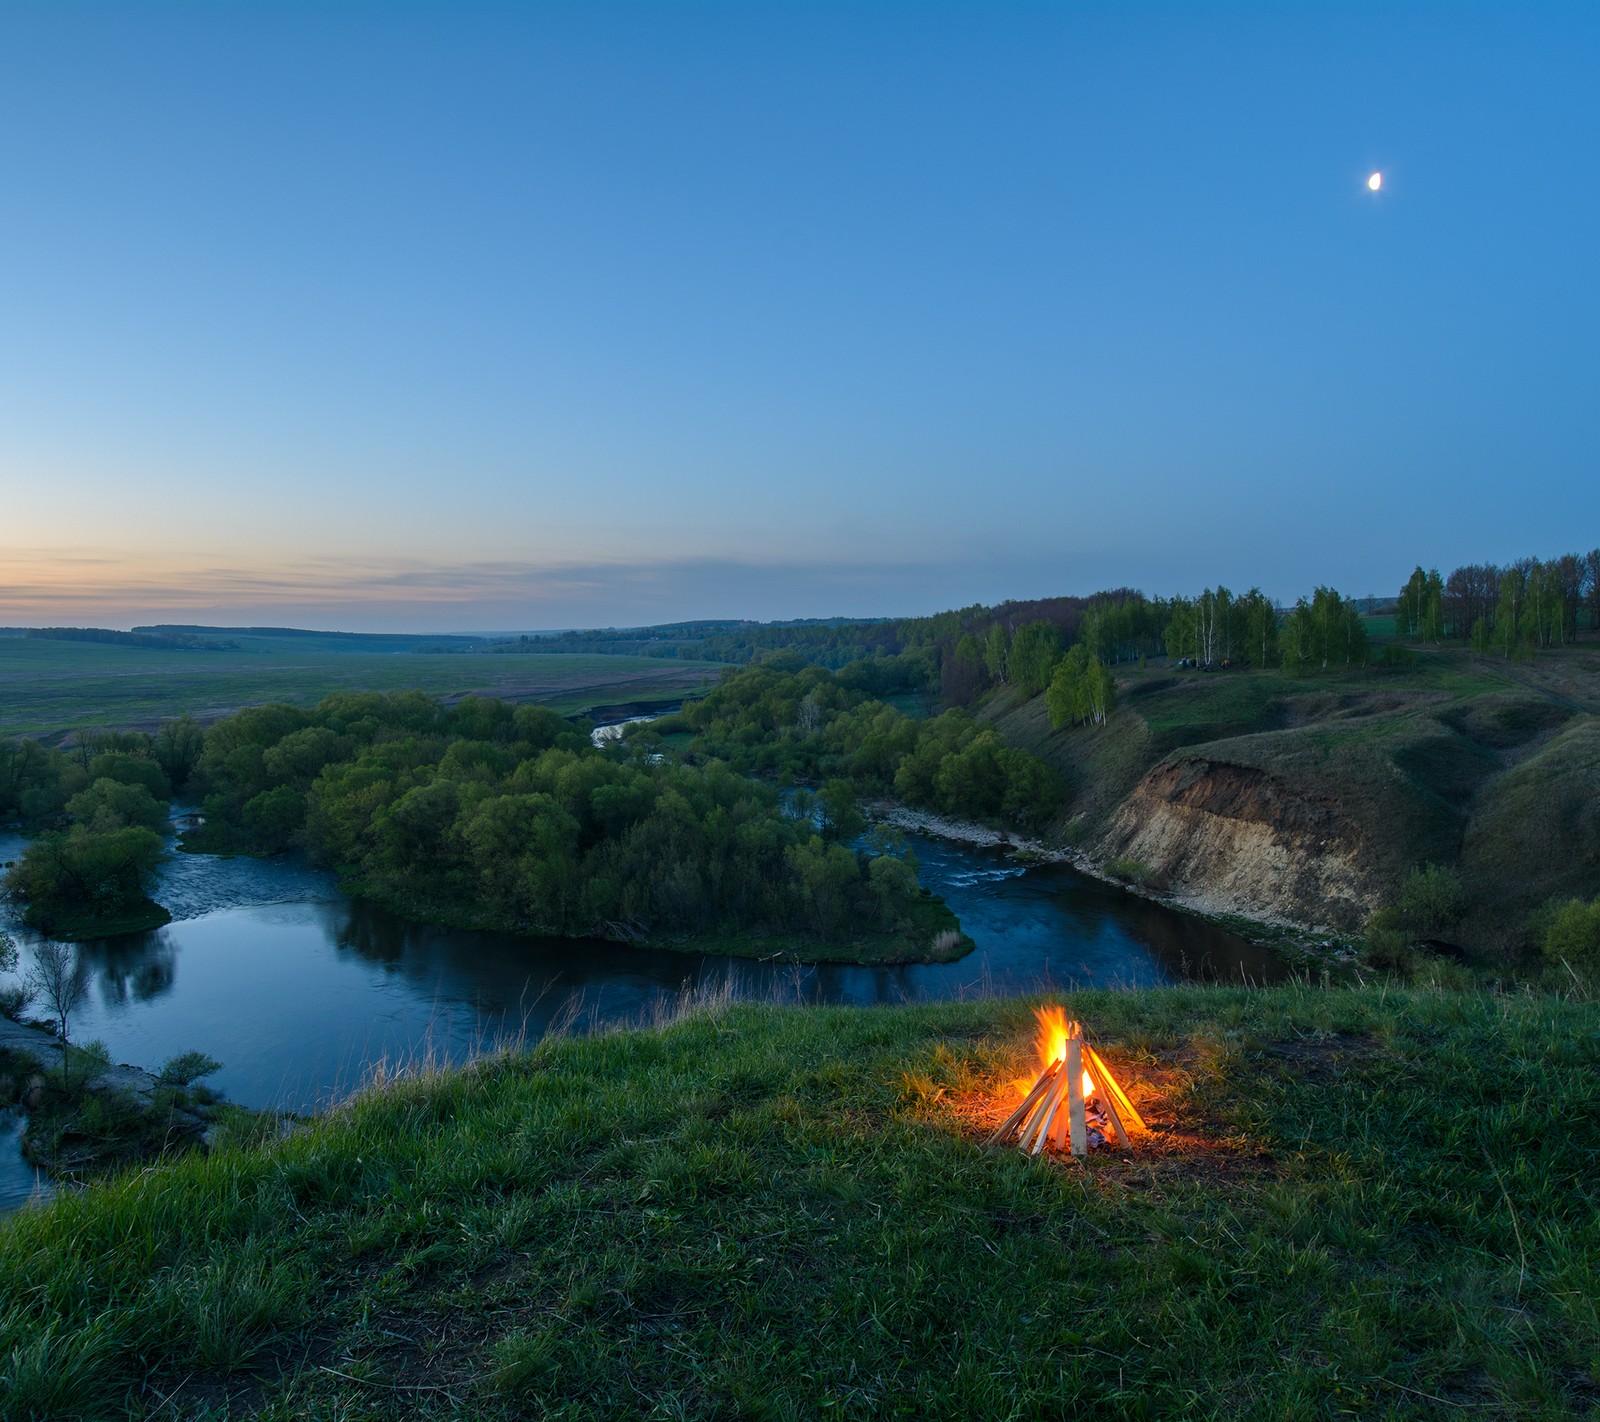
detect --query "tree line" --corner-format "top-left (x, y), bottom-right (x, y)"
top-left (1397, 551), bottom-right (1600, 655)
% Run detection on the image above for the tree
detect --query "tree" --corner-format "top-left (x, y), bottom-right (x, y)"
top-left (0, 929), bottom-right (28, 1020)
top-left (153, 715), bottom-right (205, 791)
top-left (983, 623), bottom-right (1010, 684)
top-left (1397, 567), bottom-right (1427, 639)
top-left (1009, 622), bottom-right (1061, 696)
top-left (1444, 563), bottom-right (1498, 641)
top-left (1494, 566), bottom-right (1528, 658)
top-left (1279, 597), bottom-right (1315, 674)
top-left (66, 778), bottom-right (168, 833)
top-left (25, 939), bottom-right (89, 1088)
top-left (1164, 596), bottom-right (1197, 663)
top-left (1396, 864), bottom-right (1467, 936)
top-left (817, 779), bottom-right (865, 843)
top-left (940, 633), bottom-right (987, 707)
top-left (1421, 569), bottom-right (1445, 643)
top-left (1046, 646), bottom-right (1115, 728)
top-left (1240, 587), bottom-right (1278, 666)
top-left (6, 825), bottom-right (166, 925)
top-left (1553, 553), bottom-right (1585, 644)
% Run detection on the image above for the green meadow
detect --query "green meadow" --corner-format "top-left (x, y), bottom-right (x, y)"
top-left (2, 982), bottom-right (1596, 1419)
top-left (0, 633), bottom-right (721, 739)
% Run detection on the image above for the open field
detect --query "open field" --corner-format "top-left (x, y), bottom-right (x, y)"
top-left (1, 983), bottom-right (1595, 1418)
top-left (0, 634), bottom-right (724, 739)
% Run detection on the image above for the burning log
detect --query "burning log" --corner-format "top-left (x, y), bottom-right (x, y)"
top-left (986, 1007), bottom-right (1145, 1157)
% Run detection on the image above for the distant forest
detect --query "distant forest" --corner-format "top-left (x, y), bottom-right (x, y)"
top-left (487, 548), bottom-right (1600, 727)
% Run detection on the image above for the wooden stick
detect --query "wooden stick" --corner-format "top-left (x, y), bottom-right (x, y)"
top-left (1066, 1038), bottom-right (1088, 1156)
top-left (1050, 1089), bottom-right (1070, 1148)
top-left (1085, 1044), bottom-right (1145, 1133)
top-left (985, 1063), bottom-right (1058, 1146)
top-left (1095, 1077), bottom-right (1132, 1148)
top-left (1025, 1054), bottom-right (1073, 1155)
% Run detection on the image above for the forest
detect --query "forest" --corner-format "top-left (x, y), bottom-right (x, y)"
top-left (158, 693), bottom-right (963, 961)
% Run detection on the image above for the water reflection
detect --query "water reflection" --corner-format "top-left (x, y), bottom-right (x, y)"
top-left (77, 930), bottom-right (178, 1006)
top-left (0, 826), bottom-right (1283, 1124)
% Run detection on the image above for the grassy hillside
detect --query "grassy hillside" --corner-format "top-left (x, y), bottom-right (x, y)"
top-left (983, 644), bottom-right (1600, 954)
top-left (0, 632), bottom-right (722, 738)
top-left (1, 984), bottom-right (1596, 1419)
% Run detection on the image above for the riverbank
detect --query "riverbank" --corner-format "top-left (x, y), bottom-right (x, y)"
top-left (0, 1014), bottom-right (228, 1185)
top-left (2, 982), bottom-right (1594, 1417)
top-left (875, 801), bottom-right (1354, 975)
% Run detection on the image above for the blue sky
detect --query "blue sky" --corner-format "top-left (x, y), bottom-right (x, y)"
top-left (2, 2), bottom-right (1595, 630)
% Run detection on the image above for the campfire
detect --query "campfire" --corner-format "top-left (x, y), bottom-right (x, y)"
top-left (986, 1007), bottom-right (1145, 1157)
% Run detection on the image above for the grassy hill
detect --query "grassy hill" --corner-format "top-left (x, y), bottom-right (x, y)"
top-left (1, 984), bottom-right (1595, 1419)
top-left (981, 643), bottom-right (1600, 957)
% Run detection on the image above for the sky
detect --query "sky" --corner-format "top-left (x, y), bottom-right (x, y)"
top-left (1, 1), bottom-right (1596, 632)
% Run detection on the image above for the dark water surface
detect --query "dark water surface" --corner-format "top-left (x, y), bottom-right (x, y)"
top-left (0, 824), bottom-right (1281, 1210)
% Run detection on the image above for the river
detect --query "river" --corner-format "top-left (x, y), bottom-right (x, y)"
top-left (0, 819), bottom-right (1282, 1213)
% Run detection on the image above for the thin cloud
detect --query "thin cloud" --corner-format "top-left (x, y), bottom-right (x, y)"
top-left (0, 549), bottom-right (962, 629)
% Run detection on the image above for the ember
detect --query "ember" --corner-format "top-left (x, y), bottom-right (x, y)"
top-left (986, 1007), bottom-right (1145, 1157)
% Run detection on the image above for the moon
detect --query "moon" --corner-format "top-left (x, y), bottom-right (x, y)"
top-left (1367, 171), bottom-right (1383, 192)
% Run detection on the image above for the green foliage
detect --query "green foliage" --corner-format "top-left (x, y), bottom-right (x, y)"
top-left (982, 622), bottom-right (1010, 683)
top-left (186, 688), bottom-right (952, 955)
top-left (1542, 895), bottom-right (1600, 971)
top-left (157, 1050), bottom-right (224, 1089)
top-left (1104, 856), bottom-right (1151, 886)
top-left (65, 777), bottom-right (167, 833)
top-left (85, 750), bottom-right (171, 801)
top-left (6, 825), bottom-right (166, 931)
top-left (683, 664), bottom-right (1062, 830)
top-left (0, 735), bottom-right (78, 821)
top-left (1395, 863), bottom-right (1468, 935)
top-left (1007, 620), bottom-right (1060, 695)
top-left (1045, 644), bottom-right (1115, 728)
top-left (152, 714), bottom-right (205, 790)
top-left (1279, 586), bottom-right (1368, 673)
top-left (939, 631), bottom-right (988, 706)
top-left (1361, 924), bottom-right (1415, 971)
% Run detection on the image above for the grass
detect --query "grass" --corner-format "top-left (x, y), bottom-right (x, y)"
top-left (1, 981), bottom-right (1597, 1418)
top-left (0, 633), bottom-right (724, 739)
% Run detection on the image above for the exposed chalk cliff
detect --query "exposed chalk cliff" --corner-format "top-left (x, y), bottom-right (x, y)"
top-left (1097, 757), bottom-right (1380, 930)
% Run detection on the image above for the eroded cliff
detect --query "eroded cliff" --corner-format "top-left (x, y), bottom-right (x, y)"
top-left (1097, 757), bottom-right (1379, 930)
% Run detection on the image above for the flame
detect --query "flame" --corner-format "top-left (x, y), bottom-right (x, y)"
top-left (1033, 1004), bottom-right (1070, 1071)
top-left (1015, 1005), bottom-right (1096, 1099)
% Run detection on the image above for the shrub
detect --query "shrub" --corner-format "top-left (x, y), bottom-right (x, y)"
top-left (1362, 926), bottom-right (1416, 973)
top-left (1542, 896), bottom-right (1600, 972)
top-left (1396, 863), bottom-right (1467, 935)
